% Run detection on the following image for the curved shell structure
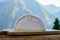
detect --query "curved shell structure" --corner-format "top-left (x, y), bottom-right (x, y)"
top-left (14, 14), bottom-right (45, 32)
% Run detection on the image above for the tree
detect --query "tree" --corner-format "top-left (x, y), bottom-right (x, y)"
top-left (53, 18), bottom-right (60, 30)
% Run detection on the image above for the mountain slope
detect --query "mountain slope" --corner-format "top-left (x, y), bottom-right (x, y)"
top-left (0, 0), bottom-right (59, 30)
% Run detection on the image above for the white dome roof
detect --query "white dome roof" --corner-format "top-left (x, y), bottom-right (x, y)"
top-left (14, 14), bottom-right (45, 32)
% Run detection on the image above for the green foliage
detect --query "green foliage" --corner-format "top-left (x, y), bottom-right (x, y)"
top-left (53, 18), bottom-right (60, 30)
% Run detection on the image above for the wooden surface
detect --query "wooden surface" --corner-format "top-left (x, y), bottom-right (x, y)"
top-left (0, 31), bottom-right (60, 40)
top-left (6, 31), bottom-right (60, 35)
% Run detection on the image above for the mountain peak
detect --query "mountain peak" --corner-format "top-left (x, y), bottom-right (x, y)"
top-left (45, 4), bottom-right (58, 8)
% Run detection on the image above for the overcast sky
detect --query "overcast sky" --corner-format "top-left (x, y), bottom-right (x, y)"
top-left (0, 0), bottom-right (60, 7)
top-left (36, 0), bottom-right (60, 7)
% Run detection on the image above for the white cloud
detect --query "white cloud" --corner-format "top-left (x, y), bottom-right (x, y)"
top-left (36, 0), bottom-right (60, 7)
